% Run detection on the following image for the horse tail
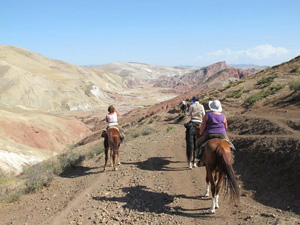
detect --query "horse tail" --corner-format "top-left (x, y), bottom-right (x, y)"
top-left (185, 124), bottom-right (194, 162)
top-left (107, 130), bottom-right (120, 153)
top-left (215, 146), bottom-right (240, 203)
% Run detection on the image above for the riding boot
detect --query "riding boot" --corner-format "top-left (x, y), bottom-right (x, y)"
top-left (101, 130), bottom-right (106, 138)
top-left (196, 146), bottom-right (205, 167)
top-left (120, 131), bottom-right (125, 143)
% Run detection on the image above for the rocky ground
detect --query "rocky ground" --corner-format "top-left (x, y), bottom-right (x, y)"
top-left (0, 108), bottom-right (299, 225)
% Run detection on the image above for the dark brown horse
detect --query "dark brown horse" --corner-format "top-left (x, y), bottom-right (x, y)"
top-left (103, 127), bottom-right (121, 171)
top-left (201, 138), bottom-right (240, 213)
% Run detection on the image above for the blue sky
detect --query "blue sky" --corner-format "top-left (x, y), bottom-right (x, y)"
top-left (1, 0), bottom-right (300, 67)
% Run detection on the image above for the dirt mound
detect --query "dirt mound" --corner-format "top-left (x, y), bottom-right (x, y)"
top-left (228, 116), bottom-right (293, 135)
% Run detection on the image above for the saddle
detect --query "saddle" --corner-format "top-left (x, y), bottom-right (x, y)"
top-left (101, 126), bottom-right (120, 138)
top-left (107, 126), bottom-right (119, 131)
top-left (195, 134), bottom-right (235, 159)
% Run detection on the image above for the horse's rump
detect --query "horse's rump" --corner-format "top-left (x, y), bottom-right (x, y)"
top-left (211, 139), bottom-right (239, 202)
top-left (106, 128), bottom-right (121, 153)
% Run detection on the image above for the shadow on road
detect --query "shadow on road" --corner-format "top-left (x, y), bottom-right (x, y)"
top-left (93, 185), bottom-right (212, 218)
top-left (60, 166), bottom-right (101, 178)
top-left (122, 157), bottom-right (187, 171)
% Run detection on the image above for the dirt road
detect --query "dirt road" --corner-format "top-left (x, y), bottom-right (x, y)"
top-left (0, 114), bottom-right (299, 225)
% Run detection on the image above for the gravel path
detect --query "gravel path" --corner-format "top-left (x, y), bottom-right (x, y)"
top-left (0, 116), bottom-right (299, 225)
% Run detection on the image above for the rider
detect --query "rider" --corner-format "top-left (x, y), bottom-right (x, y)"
top-left (195, 100), bottom-right (235, 166)
top-left (179, 100), bottom-right (187, 114)
top-left (185, 96), bottom-right (205, 168)
top-left (103, 105), bottom-right (125, 141)
top-left (188, 96), bottom-right (205, 125)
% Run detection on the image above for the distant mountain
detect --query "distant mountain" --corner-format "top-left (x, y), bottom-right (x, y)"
top-left (93, 62), bottom-right (196, 87)
top-left (154, 61), bottom-right (250, 93)
top-left (229, 64), bottom-right (269, 73)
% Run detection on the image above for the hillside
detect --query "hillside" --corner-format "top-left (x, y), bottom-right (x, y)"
top-left (0, 45), bottom-right (124, 111)
top-left (93, 62), bottom-right (197, 87)
top-left (0, 56), bottom-right (299, 224)
top-left (0, 45), bottom-right (185, 174)
top-left (153, 61), bottom-right (251, 93)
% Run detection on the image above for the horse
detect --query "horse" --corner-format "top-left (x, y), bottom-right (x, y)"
top-left (200, 138), bottom-right (240, 213)
top-left (179, 101), bottom-right (187, 114)
top-left (180, 103), bottom-right (187, 114)
top-left (103, 127), bottom-right (121, 171)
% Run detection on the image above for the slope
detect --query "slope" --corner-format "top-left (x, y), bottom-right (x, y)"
top-left (0, 45), bottom-right (123, 111)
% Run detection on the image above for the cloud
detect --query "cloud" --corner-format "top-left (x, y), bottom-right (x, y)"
top-left (198, 44), bottom-right (300, 66)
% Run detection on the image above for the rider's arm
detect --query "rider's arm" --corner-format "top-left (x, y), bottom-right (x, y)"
top-left (224, 115), bottom-right (228, 130)
top-left (105, 115), bottom-right (108, 123)
top-left (200, 114), bottom-right (207, 135)
top-left (201, 105), bottom-right (205, 117)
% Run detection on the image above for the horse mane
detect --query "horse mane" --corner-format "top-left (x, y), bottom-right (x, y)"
top-left (215, 145), bottom-right (240, 203)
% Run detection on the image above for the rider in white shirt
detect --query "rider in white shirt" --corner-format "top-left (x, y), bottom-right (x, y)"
top-left (103, 105), bottom-right (124, 141)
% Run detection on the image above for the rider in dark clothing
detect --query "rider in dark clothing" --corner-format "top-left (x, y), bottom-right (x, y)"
top-left (185, 96), bottom-right (205, 168)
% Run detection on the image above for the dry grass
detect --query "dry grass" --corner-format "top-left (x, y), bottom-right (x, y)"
top-left (0, 144), bottom-right (104, 203)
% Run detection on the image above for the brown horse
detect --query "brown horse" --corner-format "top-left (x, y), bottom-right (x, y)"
top-left (201, 138), bottom-right (240, 213)
top-left (103, 127), bottom-right (121, 171)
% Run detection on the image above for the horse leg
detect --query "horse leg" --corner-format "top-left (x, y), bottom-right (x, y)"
top-left (215, 173), bottom-right (224, 209)
top-left (203, 170), bottom-right (210, 197)
top-left (209, 173), bottom-right (217, 213)
top-left (103, 148), bottom-right (109, 171)
top-left (112, 152), bottom-right (117, 171)
top-left (110, 149), bottom-right (113, 167)
top-left (117, 150), bottom-right (121, 165)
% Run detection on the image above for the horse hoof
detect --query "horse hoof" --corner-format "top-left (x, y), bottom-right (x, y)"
top-left (118, 162), bottom-right (121, 165)
top-left (114, 168), bottom-right (118, 171)
top-left (193, 163), bottom-right (197, 168)
top-left (210, 209), bottom-right (215, 214)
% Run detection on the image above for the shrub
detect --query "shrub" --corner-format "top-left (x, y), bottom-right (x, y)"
top-left (289, 80), bottom-right (300, 100)
top-left (244, 92), bottom-right (268, 105)
top-left (244, 84), bottom-right (284, 106)
top-left (289, 80), bottom-right (300, 92)
top-left (226, 89), bottom-right (243, 98)
top-left (256, 75), bottom-right (277, 88)
top-left (271, 65), bottom-right (280, 69)
top-left (86, 145), bottom-right (104, 159)
top-left (0, 142), bottom-right (107, 202)
top-left (54, 151), bottom-right (85, 175)
top-left (225, 84), bottom-right (232, 89)
top-left (268, 84), bottom-right (285, 94)
top-left (166, 126), bottom-right (174, 132)
top-left (290, 66), bottom-right (299, 73)
top-left (131, 132), bottom-right (141, 139)
top-left (141, 127), bottom-right (157, 136)
top-left (148, 119), bottom-right (154, 124)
